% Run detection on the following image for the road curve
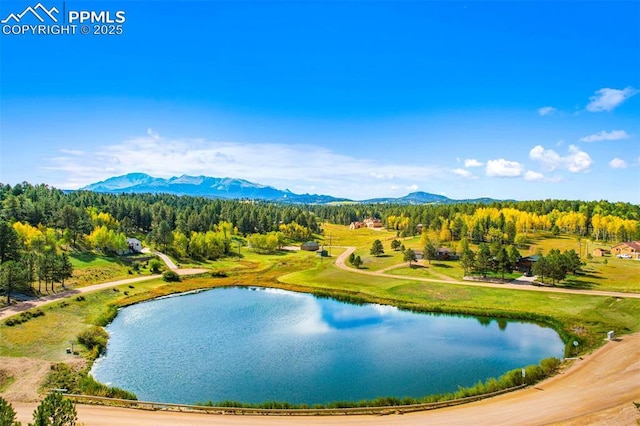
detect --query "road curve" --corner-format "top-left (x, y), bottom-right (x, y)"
top-left (334, 246), bottom-right (640, 300)
top-left (11, 331), bottom-right (640, 425)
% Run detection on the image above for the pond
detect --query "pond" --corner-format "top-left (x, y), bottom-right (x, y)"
top-left (90, 287), bottom-right (564, 405)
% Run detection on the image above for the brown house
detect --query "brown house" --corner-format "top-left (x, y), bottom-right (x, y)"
top-left (364, 218), bottom-right (383, 229)
top-left (517, 255), bottom-right (540, 275)
top-left (592, 248), bottom-right (610, 257)
top-left (611, 241), bottom-right (640, 259)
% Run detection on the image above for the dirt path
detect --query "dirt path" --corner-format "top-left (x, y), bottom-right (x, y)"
top-left (5, 248), bottom-right (640, 424)
top-left (335, 246), bottom-right (640, 300)
top-left (0, 252), bottom-right (207, 322)
top-left (10, 332), bottom-right (640, 425)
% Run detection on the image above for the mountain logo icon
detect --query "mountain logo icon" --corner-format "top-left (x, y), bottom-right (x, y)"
top-left (1, 3), bottom-right (59, 24)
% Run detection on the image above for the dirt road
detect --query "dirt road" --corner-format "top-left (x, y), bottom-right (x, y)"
top-left (335, 246), bottom-right (640, 300)
top-left (0, 253), bottom-right (207, 322)
top-left (5, 248), bottom-right (640, 424)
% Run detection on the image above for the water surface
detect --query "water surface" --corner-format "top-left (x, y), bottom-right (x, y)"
top-left (91, 287), bottom-right (564, 405)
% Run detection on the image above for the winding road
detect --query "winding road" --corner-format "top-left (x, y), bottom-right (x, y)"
top-left (335, 246), bottom-right (640, 300)
top-left (5, 247), bottom-right (640, 424)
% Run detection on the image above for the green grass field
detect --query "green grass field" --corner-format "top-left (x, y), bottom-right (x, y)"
top-left (280, 259), bottom-right (640, 351)
top-left (66, 252), bottom-right (154, 288)
top-left (2, 226), bottom-right (639, 364)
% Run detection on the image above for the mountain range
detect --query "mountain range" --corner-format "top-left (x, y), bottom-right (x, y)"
top-left (80, 173), bottom-right (502, 205)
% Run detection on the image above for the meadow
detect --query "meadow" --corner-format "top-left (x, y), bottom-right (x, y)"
top-left (1, 225), bottom-right (639, 407)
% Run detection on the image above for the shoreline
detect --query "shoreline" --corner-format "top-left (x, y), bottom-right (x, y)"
top-left (11, 330), bottom-right (640, 424)
top-left (91, 284), bottom-right (567, 411)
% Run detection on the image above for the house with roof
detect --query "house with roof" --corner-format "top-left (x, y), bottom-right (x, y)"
top-left (435, 247), bottom-right (459, 260)
top-left (363, 218), bottom-right (383, 228)
top-left (127, 238), bottom-right (142, 253)
top-left (517, 255), bottom-right (540, 275)
top-left (611, 241), bottom-right (640, 259)
top-left (592, 248), bottom-right (610, 257)
top-left (118, 237), bottom-right (143, 255)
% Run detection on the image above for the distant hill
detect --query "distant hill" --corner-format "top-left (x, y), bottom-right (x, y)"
top-left (81, 173), bottom-right (349, 204)
top-left (362, 192), bottom-right (506, 205)
top-left (81, 173), bottom-right (504, 204)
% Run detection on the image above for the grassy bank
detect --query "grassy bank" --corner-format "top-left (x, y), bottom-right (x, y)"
top-left (1, 244), bottom-right (640, 407)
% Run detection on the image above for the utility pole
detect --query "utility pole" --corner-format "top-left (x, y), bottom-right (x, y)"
top-left (329, 234), bottom-right (332, 257)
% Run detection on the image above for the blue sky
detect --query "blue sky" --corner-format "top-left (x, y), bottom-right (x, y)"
top-left (1, 1), bottom-right (638, 202)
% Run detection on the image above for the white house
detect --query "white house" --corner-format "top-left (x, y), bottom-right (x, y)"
top-left (126, 238), bottom-right (142, 253)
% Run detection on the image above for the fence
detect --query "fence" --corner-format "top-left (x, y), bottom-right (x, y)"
top-left (65, 385), bottom-right (527, 416)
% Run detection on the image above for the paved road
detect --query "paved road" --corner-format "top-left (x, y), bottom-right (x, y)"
top-left (334, 246), bottom-right (640, 299)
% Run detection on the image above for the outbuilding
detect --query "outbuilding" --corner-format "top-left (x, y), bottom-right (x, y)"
top-left (126, 238), bottom-right (143, 253)
top-left (301, 241), bottom-right (320, 251)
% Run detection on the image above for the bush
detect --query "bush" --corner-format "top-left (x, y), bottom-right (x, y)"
top-left (78, 375), bottom-right (137, 400)
top-left (540, 357), bottom-right (561, 375)
top-left (149, 259), bottom-right (163, 274)
top-left (162, 271), bottom-right (181, 282)
top-left (4, 309), bottom-right (44, 326)
top-left (77, 326), bottom-right (109, 355)
top-left (43, 363), bottom-right (137, 401)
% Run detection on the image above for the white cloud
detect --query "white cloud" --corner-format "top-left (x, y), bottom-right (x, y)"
top-left (452, 168), bottom-right (475, 179)
top-left (524, 171), bottom-right (545, 182)
top-left (566, 145), bottom-right (593, 172)
top-left (529, 145), bottom-right (592, 173)
top-left (464, 159), bottom-right (483, 167)
top-left (407, 184), bottom-right (419, 192)
top-left (522, 171), bottom-right (563, 183)
top-left (580, 130), bottom-right (630, 142)
top-left (370, 172), bottom-right (394, 179)
top-left (586, 87), bottom-right (638, 112)
top-left (529, 146), bottom-right (562, 171)
top-left (485, 159), bottom-right (524, 178)
top-left (537, 106), bottom-right (556, 116)
top-left (609, 158), bottom-right (627, 169)
top-left (46, 131), bottom-right (444, 199)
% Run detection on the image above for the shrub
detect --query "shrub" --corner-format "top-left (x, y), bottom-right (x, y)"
top-left (4, 309), bottom-right (44, 326)
top-left (42, 363), bottom-right (80, 393)
top-left (77, 326), bottom-right (109, 355)
top-left (43, 363), bottom-right (137, 401)
top-left (162, 271), bottom-right (181, 282)
top-left (540, 357), bottom-right (561, 375)
top-left (149, 259), bottom-right (163, 274)
top-left (78, 375), bottom-right (136, 400)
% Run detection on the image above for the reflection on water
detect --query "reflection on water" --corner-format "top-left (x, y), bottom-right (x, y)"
top-left (91, 287), bottom-right (564, 405)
